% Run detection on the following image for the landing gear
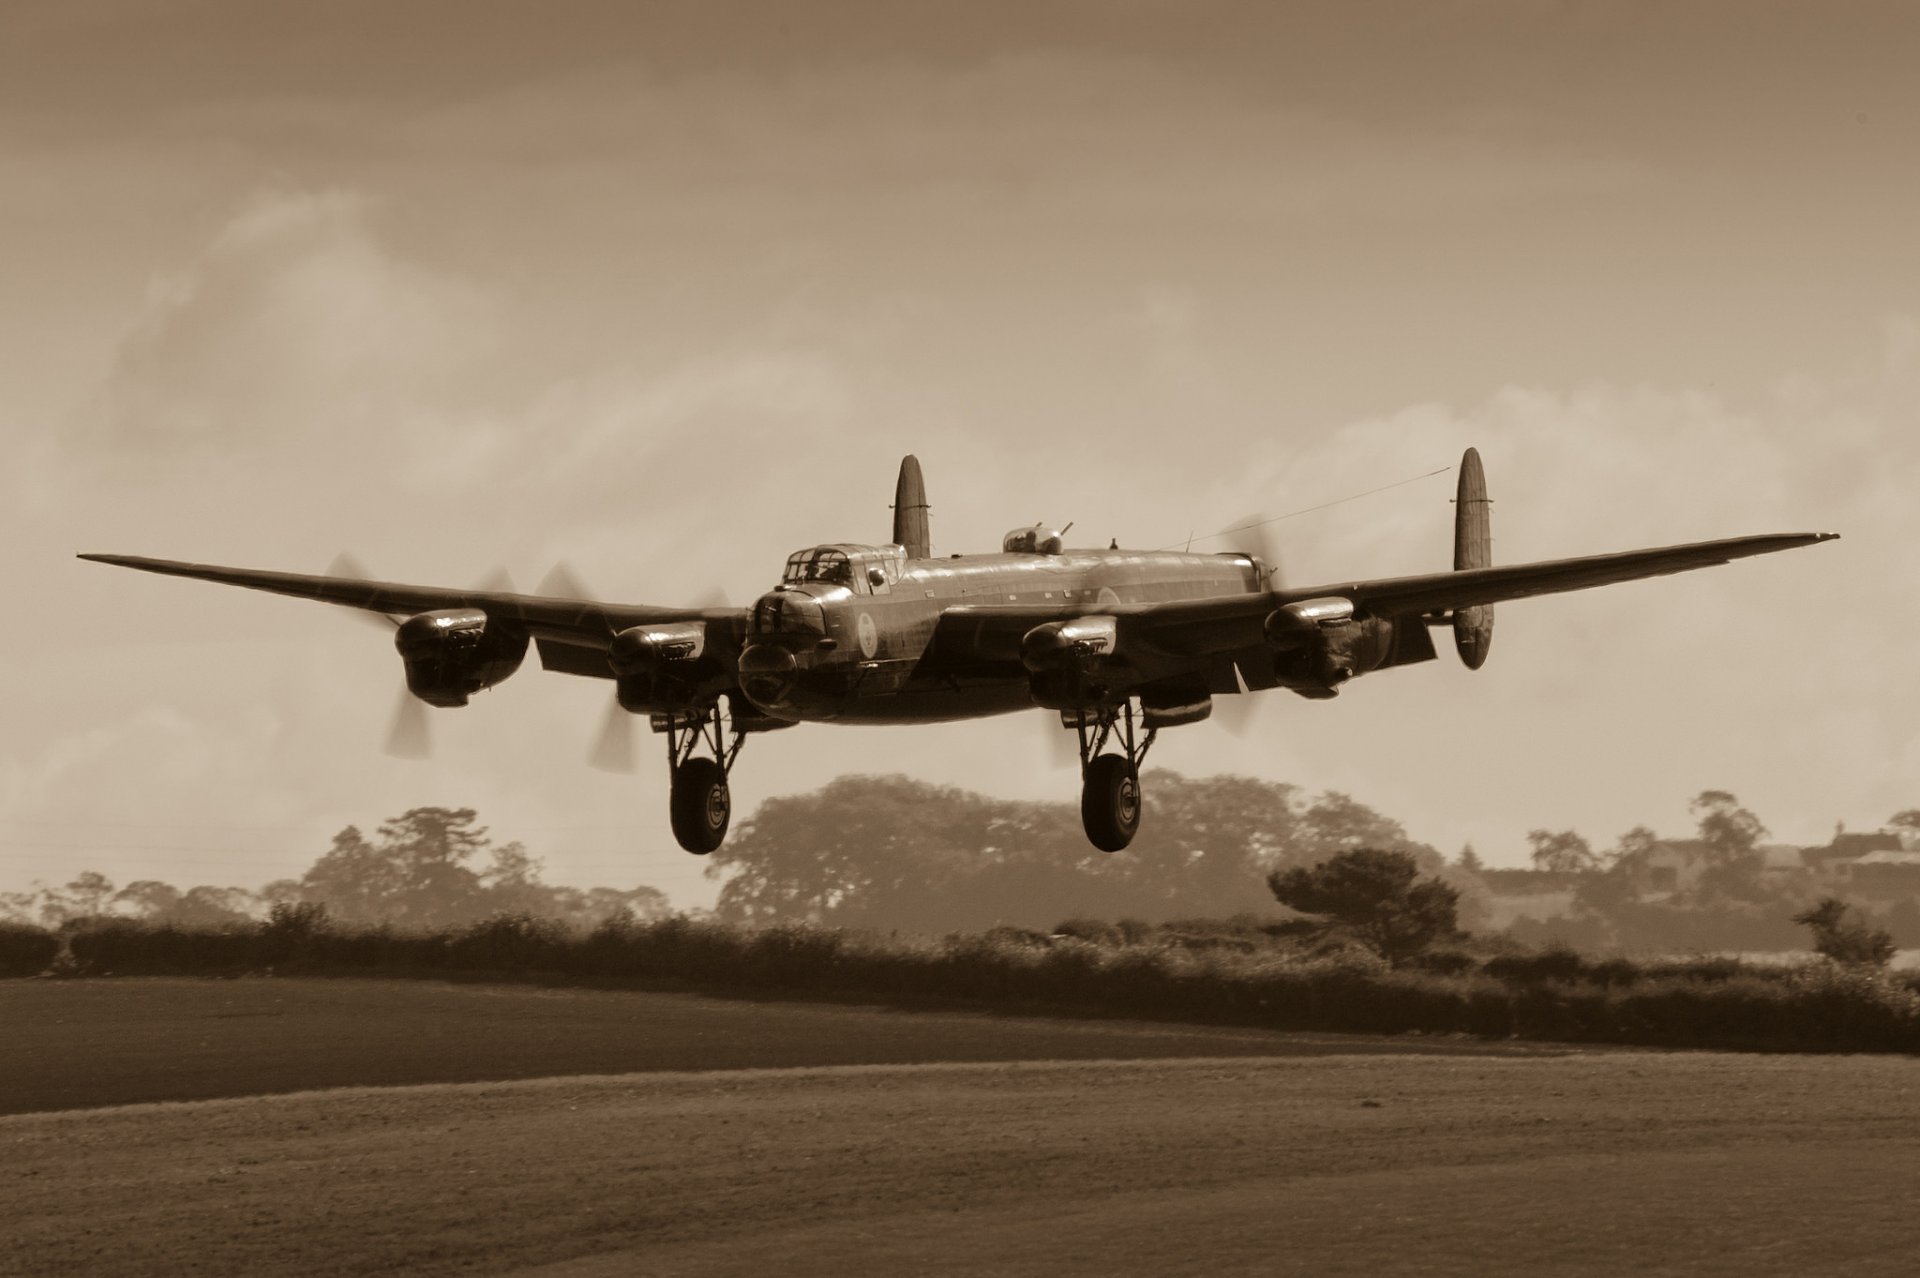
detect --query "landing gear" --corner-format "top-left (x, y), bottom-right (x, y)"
top-left (1069, 700), bottom-right (1157, 852)
top-left (664, 702), bottom-right (743, 854)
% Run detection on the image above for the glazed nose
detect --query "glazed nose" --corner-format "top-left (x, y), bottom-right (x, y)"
top-left (738, 643), bottom-right (799, 708)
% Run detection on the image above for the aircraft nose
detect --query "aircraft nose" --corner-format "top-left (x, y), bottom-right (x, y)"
top-left (748, 588), bottom-right (825, 643)
top-left (738, 643), bottom-right (799, 709)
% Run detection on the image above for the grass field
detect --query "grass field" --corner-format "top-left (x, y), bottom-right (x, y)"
top-left (7, 978), bottom-right (1920, 1275)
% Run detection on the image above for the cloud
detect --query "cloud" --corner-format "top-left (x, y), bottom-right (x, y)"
top-left (85, 188), bottom-right (497, 455)
top-left (1162, 332), bottom-right (1919, 848)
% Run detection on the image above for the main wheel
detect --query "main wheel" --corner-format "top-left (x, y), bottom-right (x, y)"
top-left (1081, 753), bottom-right (1142, 852)
top-left (669, 757), bottom-right (731, 854)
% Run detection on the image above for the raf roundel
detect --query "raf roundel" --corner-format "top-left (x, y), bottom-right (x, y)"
top-left (857, 612), bottom-right (878, 659)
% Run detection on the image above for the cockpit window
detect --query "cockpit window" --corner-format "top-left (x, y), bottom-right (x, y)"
top-left (782, 548), bottom-right (852, 585)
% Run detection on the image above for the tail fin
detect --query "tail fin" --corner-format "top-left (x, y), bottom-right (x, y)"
top-left (893, 455), bottom-right (931, 559)
top-left (1452, 447), bottom-right (1493, 669)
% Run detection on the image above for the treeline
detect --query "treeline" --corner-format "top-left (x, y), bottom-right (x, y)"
top-left (9, 777), bottom-right (1915, 950)
top-left (11, 908), bottom-right (1920, 1056)
top-left (708, 772), bottom-right (1471, 931)
top-left (0, 808), bottom-right (668, 934)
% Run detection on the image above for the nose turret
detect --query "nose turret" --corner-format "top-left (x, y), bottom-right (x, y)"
top-left (741, 588), bottom-right (827, 709)
top-left (747, 587), bottom-right (826, 644)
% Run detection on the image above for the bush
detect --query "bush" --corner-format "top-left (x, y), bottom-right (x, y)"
top-left (1483, 945), bottom-right (1590, 985)
top-left (445, 913), bottom-right (570, 972)
top-left (26, 912), bottom-right (1920, 1056)
top-left (1793, 898), bottom-right (1897, 969)
top-left (0, 922), bottom-right (59, 977)
top-left (1268, 848), bottom-right (1460, 965)
top-left (70, 920), bottom-right (260, 974)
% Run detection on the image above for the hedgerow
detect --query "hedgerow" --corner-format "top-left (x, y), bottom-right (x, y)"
top-left (37, 912), bottom-right (1920, 1055)
top-left (0, 922), bottom-right (58, 977)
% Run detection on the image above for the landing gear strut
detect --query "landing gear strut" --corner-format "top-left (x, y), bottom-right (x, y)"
top-left (1070, 699), bottom-right (1157, 852)
top-left (666, 701), bottom-right (744, 854)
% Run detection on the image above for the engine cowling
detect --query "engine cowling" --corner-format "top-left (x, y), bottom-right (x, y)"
top-left (1022, 616), bottom-right (1120, 710)
top-left (1262, 598), bottom-right (1436, 697)
top-left (611, 621), bottom-right (727, 714)
top-left (394, 609), bottom-right (528, 707)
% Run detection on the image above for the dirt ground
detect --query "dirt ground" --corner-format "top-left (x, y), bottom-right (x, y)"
top-left (6, 979), bottom-right (1919, 1275)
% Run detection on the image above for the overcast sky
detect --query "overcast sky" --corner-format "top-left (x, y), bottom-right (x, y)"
top-left (4, 1), bottom-right (1915, 909)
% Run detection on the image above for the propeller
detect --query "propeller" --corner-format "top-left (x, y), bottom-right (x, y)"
top-left (1041, 710), bottom-right (1082, 773)
top-left (474, 566), bottom-right (517, 595)
top-left (328, 553), bottom-right (517, 761)
top-left (537, 561), bottom-right (596, 602)
top-left (327, 552), bottom-right (402, 631)
top-left (535, 562), bottom-right (646, 772)
top-left (1213, 515), bottom-right (1284, 736)
top-left (386, 683), bottom-right (432, 759)
top-left (590, 696), bottom-right (639, 773)
top-left (1220, 513), bottom-right (1284, 588)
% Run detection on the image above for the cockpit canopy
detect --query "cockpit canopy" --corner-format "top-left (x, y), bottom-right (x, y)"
top-left (779, 544), bottom-right (908, 594)
top-left (783, 547), bottom-right (853, 586)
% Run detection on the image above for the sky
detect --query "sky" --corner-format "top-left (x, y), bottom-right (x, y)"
top-left (4, 0), bottom-right (1916, 910)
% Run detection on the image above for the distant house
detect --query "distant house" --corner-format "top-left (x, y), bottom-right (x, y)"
top-left (1804, 830), bottom-right (1904, 874)
top-left (1629, 839), bottom-right (1808, 897)
top-left (1837, 848), bottom-right (1920, 892)
top-left (1479, 869), bottom-right (1586, 895)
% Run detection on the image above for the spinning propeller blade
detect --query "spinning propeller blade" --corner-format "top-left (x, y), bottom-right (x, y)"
top-left (589, 698), bottom-right (638, 773)
top-left (1041, 713), bottom-right (1081, 773)
top-left (538, 561), bottom-right (597, 601)
top-left (385, 684), bottom-right (432, 760)
top-left (1222, 514), bottom-right (1284, 588)
top-left (327, 553), bottom-right (402, 630)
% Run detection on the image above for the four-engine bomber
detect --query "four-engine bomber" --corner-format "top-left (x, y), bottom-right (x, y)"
top-left (80, 451), bottom-right (1835, 853)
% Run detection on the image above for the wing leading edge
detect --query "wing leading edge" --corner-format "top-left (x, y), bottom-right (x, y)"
top-left (75, 553), bottom-right (740, 664)
top-left (933, 530), bottom-right (1838, 666)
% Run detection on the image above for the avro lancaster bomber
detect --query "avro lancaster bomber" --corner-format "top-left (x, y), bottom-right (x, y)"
top-left (81, 452), bottom-right (1834, 852)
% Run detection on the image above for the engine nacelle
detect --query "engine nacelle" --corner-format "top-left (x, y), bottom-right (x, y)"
top-left (611, 621), bottom-right (720, 714)
top-left (610, 621), bottom-right (707, 674)
top-left (1262, 598), bottom-right (1436, 697)
top-left (394, 609), bottom-right (528, 708)
top-left (1264, 596), bottom-right (1356, 642)
top-left (1021, 616), bottom-right (1118, 673)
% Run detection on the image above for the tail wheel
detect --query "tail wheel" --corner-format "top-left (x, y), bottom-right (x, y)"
top-left (669, 757), bottom-right (731, 854)
top-left (1081, 753), bottom-right (1141, 852)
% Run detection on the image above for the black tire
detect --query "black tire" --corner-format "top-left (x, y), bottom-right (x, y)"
top-left (1081, 754), bottom-right (1141, 852)
top-left (669, 757), bottom-right (731, 854)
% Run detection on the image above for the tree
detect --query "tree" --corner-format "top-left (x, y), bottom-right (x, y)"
top-left (1267, 848), bottom-right (1461, 965)
top-left (1888, 810), bottom-right (1920, 834)
top-left (1456, 844), bottom-right (1485, 874)
top-left (1689, 790), bottom-right (1768, 901)
top-left (113, 880), bottom-right (183, 917)
top-left (1292, 791), bottom-right (1436, 868)
top-left (298, 809), bottom-right (493, 927)
top-left (709, 772), bottom-right (1312, 932)
top-left (65, 871), bottom-right (116, 918)
top-left (1527, 829), bottom-right (1598, 873)
top-left (1792, 897), bottom-right (1896, 969)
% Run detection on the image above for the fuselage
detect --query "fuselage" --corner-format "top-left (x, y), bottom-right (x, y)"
top-left (738, 542), bottom-right (1262, 723)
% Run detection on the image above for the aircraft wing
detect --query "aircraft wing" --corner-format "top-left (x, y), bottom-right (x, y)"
top-left (75, 553), bottom-right (743, 678)
top-left (932, 531), bottom-right (1838, 669)
top-left (1275, 531), bottom-right (1839, 620)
